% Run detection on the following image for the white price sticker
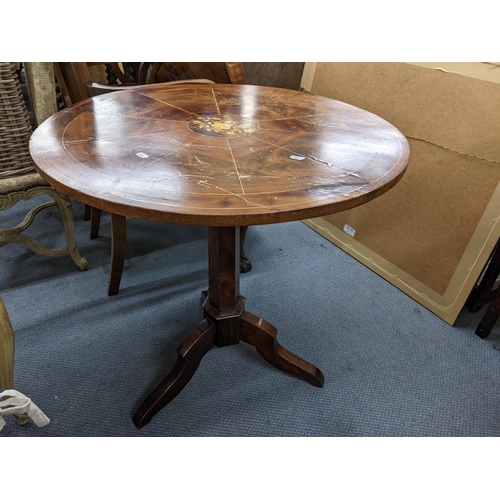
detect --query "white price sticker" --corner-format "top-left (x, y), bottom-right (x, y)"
top-left (343, 224), bottom-right (356, 238)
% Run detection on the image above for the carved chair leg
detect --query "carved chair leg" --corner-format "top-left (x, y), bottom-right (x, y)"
top-left (47, 188), bottom-right (88, 270)
top-left (0, 183), bottom-right (87, 271)
top-left (239, 225), bottom-right (252, 273)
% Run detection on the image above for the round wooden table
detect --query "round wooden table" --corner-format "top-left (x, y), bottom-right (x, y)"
top-left (30, 83), bottom-right (410, 428)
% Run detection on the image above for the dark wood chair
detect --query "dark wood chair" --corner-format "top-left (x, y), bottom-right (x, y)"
top-left (467, 240), bottom-right (500, 338)
top-left (103, 62), bottom-right (247, 87)
top-left (53, 62), bottom-right (252, 295)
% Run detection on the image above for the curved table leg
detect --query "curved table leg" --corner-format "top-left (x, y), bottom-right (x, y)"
top-left (240, 311), bottom-right (324, 387)
top-left (133, 321), bottom-right (216, 429)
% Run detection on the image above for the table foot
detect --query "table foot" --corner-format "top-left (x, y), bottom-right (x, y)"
top-left (240, 311), bottom-right (324, 388)
top-left (133, 321), bottom-right (215, 429)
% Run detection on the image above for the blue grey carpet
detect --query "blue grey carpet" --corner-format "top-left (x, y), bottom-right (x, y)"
top-left (1, 195), bottom-right (499, 436)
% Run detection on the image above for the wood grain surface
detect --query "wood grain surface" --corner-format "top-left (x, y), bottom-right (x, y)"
top-left (29, 84), bottom-right (409, 227)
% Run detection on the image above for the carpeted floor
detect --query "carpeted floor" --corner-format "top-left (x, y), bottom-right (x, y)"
top-left (1, 195), bottom-right (499, 436)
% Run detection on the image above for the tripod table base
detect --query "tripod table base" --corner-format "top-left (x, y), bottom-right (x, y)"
top-left (133, 301), bottom-right (324, 429)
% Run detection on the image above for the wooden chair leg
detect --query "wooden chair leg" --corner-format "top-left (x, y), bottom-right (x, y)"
top-left (47, 188), bottom-right (88, 271)
top-left (108, 213), bottom-right (126, 296)
top-left (0, 299), bottom-right (14, 392)
top-left (90, 207), bottom-right (102, 239)
top-left (0, 181), bottom-right (87, 271)
top-left (83, 204), bottom-right (91, 221)
top-left (475, 286), bottom-right (500, 338)
top-left (0, 299), bottom-right (29, 425)
top-left (239, 226), bottom-right (252, 273)
top-left (468, 241), bottom-right (500, 313)
top-left (103, 220), bottom-right (246, 293)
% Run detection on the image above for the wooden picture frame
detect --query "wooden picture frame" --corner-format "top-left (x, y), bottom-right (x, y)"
top-left (300, 62), bottom-right (500, 325)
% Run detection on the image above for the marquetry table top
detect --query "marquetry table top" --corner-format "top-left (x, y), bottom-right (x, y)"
top-left (30, 83), bottom-right (410, 226)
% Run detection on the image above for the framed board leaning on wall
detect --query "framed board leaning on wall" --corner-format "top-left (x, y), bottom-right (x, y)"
top-left (301, 62), bottom-right (500, 325)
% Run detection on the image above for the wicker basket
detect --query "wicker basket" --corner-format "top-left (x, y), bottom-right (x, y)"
top-left (0, 62), bottom-right (36, 178)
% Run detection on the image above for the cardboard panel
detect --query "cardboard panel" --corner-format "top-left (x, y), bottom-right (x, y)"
top-left (302, 62), bottom-right (500, 325)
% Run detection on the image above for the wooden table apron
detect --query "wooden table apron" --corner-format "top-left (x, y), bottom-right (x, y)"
top-left (29, 84), bottom-right (410, 428)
